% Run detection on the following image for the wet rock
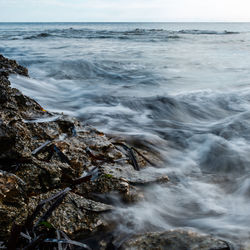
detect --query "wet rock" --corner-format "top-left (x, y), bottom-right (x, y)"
top-left (0, 54), bottom-right (28, 77)
top-left (28, 189), bottom-right (114, 235)
top-left (14, 162), bottom-right (68, 194)
top-left (0, 171), bottom-right (28, 240)
top-left (0, 170), bottom-right (26, 206)
top-left (100, 163), bottom-right (169, 186)
top-left (120, 229), bottom-right (230, 250)
top-left (76, 163), bottom-right (144, 203)
top-left (0, 54), bottom-right (156, 243)
top-left (76, 161), bottom-right (168, 204)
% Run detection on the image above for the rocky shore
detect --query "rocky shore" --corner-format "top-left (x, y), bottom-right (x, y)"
top-left (0, 54), bottom-right (233, 249)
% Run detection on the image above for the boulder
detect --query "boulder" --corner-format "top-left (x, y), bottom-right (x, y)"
top-left (120, 230), bottom-right (231, 250)
top-left (27, 189), bottom-right (114, 235)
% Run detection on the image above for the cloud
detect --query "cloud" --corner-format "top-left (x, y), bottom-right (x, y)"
top-left (1, 0), bottom-right (250, 22)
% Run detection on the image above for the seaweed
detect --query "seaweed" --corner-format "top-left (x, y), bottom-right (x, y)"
top-left (25, 188), bottom-right (72, 231)
top-left (53, 145), bottom-right (71, 165)
top-left (44, 239), bottom-right (91, 249)
top-left (131, 146), bottom-right (156, 167)
top-left (8, 164), bottom-right (99, 249)
top-left (32, 141), bottom-right (71, 165)
top-left (32, 140), bottom-right (52, 155)
top-left (113, 142), bottom-right (140, 171)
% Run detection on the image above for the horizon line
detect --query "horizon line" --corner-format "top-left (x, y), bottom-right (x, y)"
top-left (1, 21), bottom-right (250, 23)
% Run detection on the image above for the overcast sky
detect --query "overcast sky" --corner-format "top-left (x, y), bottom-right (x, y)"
top-left (1, 0), bottom-right (250, 22)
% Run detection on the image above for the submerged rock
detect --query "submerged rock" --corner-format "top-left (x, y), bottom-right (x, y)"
top-left (120, 230), bottom-right (230, 250)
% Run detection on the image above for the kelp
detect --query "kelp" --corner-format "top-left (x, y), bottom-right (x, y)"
top-left (32, 141), bottom-right (52, 155)
top-left (130, 146), bottom-right (156, 167)
top-left (7, 165), bottom-right (99, 249)
top-left (44, 238), bottom-right (91, 249)
top-left (113, 142), bottom-right (140, 171)
top-left (32, 141), bottom-right (71, 165)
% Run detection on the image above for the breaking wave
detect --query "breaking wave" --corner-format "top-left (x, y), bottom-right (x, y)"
top-left (24, 32), bottom-right (52, 40)
top-left (178, 29), bottom-right (240, 35)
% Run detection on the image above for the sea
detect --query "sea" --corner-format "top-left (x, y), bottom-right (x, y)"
top-left (1, 22), bottom-right (250, 248)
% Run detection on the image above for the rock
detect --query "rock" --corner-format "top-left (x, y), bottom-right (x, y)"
top-left (28, 189), bottom-right (114, 235)
top-left (0, 54), bottom-right (161, 245)
top-left (0, 54), bottom-right (28, 77)
top-left (100, 163), bottom-right (169, 186)
top-left (120, 229), bottom-right (230, 250)
top-left (0, 171), bottom-right (28, 240)
top-left (0, 170), bottom-right (27, 206)
top-left (14, 162), bottom-right (66, 195)
top-left (76, 163), bottom-right (144, 203)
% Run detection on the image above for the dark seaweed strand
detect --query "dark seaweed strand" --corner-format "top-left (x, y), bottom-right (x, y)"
top-left (85, 146), bottom-right (106, 162)
top-left (35, 191), bottom-right (70, 228)
top-left (25, 187), bottom-right (71, 230)
top-left (32, 140), bottom-right (52, 155)
top-left (22, 234), bottom-right (47, 250)
top-left (113, 142), bottom-right (140, 171)
top-left (130, 147), bottom-right (156, 166)
top-left (32, 142), bottom-right (71, 166)
top-left (44, 239), bottom-right (91, 249)
top-left (71, 125), bottom-right (77, 137)
top-left (56, 230), bottom-right (63, 250)
top-left (71, 166), bottom-right (99, 186)
top-left (35, 168), bottom-right (97, 226)
top-left (59, 230), bottom-right (73, 250)
top-left (53, 145), bottom-right (71, 165)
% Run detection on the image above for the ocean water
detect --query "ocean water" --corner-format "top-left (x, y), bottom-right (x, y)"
top-left (1, 22), bottom-right (250, 248)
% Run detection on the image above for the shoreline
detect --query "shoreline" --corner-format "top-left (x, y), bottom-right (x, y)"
top-left (0, 54), bottom-right (235, 249)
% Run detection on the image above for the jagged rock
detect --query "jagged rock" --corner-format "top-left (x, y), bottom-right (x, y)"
top-left (0, 54), bottom-right (28, 77)
top-left (0, 171), bottom-right (28, 240)
top-left (28, 189), bottom-right (114, 235)
top-left (99, 162), bottom-right (169, 186)
top-left (0, 54), bottom-right (162, 244)
top-left (120, 230), bottom-right (230, 250)
top-left (0, 170), bottom-right (26, 206)
top-left (14, 162), bottom-right (68, 195)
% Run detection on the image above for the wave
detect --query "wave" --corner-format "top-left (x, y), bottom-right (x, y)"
top-left (20, 28), bottom-right (239, 42)
top-left (19, 28), bottom-right (180, 41)
top-left (178, 29), bottom-right (240, 35)
top-left (14, 27), bottom-right (241, 42)
top-left (24, 32), bottom-right (52, 40)
top-left (0, 27), bottom-right (242, 42)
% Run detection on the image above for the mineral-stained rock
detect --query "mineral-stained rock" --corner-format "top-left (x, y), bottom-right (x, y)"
top-left (120, 230), bottom-right (230, 250)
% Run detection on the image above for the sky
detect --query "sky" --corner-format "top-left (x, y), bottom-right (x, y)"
top-left (1, 0), bottom-right (250, 22)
